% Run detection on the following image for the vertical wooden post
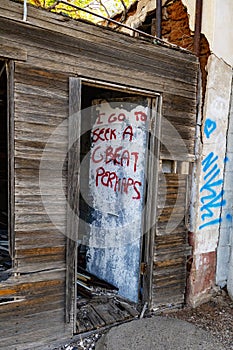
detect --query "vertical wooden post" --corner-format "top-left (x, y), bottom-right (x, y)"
top-left (194, 0), bottom-right (203, 56)
top-left (66, 78), bottom-right (81, 327)
top-left (156, 0), bottom-right (162, 38)
top-left (142, 96), bottom-right (161, 306)
top-left (7, 60), bottom-right (15, 259)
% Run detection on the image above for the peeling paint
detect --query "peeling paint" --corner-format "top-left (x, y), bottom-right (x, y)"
top-left (86, 100), bottom-right (149, 302)
top-left (188, 54), bottom-right (232, 305)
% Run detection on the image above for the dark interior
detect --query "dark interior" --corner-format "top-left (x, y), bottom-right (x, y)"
top-left (0, 60), bottom-right (11, 281)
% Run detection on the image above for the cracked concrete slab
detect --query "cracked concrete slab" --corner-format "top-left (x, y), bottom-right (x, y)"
top-left (95, 316), bottom-right (226, 350)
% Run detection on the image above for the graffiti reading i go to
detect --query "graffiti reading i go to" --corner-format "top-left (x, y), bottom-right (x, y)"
top-left (96, 111), bottom-right (147, 125)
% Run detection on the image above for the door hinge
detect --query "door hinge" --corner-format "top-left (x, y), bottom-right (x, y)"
top-left (140, 262), bottom-right (148, 275)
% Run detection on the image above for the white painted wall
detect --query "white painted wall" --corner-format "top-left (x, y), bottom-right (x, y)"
top-left (213, 0), bottom-right (233, 67)
top-left (182, 0), bottom-right (233, 66)
top-left (216, 80), bottom-right (233, 288)
top-left (192, 55), bottom-right (232, 255)
top-left (228, 240), bottom-right (233, 299)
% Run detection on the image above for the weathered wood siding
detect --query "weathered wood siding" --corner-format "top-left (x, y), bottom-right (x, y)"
top-left (152, 172), bottom-right (190, 308)
top-left (0, 0), bottom-right (198, 348)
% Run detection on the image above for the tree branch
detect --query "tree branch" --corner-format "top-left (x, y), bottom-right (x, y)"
top-left (99, 0), bottom-right (110, 18)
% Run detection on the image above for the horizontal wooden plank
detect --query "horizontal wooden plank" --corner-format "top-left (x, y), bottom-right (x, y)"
top-left (15, 82), bottom-right (67, 100)
top-left (11, 22), bottom-right (197, 85)
top-left (15, 111), bottom-right (67, 126)
top-left (152, 276), bottom-right (186, 289)
top-left (14, 262), bottom-right (65, 274)
top-left (163, 93), bottom-right (197, 112)
top-left (15, 204), bottom-right (66, 215)
top-left (0, 309), bottom-right (66, 347)
top-left (151, 292), bottom-right (184, 306)
top-left (14, 222), bottom-right (66, 231)
top-left (0, 294), bottom-right (64, 318)
top-left (2, 0), bottom-right (198, 72)
top-left (15, 165), bottom-right (65, 177)
top-left (0, 38), bottom-right (27, 60)
top-left (15, 246), bottom-right (65, 258)
top-left (33, 5), bottom-right (197, 67)
top-left (153, 257), bottom-right (186, 268)
top-left (15, 194), bottom-right (66, 206)
top-left (4, 30), bottom-right (195, 97)
top-left (156, 225), bottom-right (187, 237)
top-left (0, 276), bottom-right (65, 296)
top-left (157, 197), bottom-right (186, 208)
top-left (15, 254), bottom-right (65, 267)
top-left (15, 236), bottom-right (65, 249)
top-left (155, 241), bottom-right (187, 251)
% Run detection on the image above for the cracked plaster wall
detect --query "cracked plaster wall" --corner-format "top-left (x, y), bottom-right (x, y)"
top-left (188, 55), bottom-right (233, 305)
top-left (182, 0), bottom-right (233, 67)
top-left (220, 78), bottom-right (233, 299)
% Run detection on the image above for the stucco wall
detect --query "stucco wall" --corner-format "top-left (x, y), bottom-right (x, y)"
top-left (189, 54), bottom-right (232, 305)
top-left (216, 79), bottom-right (233, 288)
top-left (182, 0), bottom-right (233, 67)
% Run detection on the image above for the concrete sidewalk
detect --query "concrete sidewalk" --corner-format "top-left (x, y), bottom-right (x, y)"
top-left (95, 316), bottom-right (226, 350)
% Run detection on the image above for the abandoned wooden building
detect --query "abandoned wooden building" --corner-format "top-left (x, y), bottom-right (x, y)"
top-left (0, 0), bottom-right (198, 349)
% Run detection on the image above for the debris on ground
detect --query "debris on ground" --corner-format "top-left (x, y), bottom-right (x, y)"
top-left (77, 267), bottom-right (118, 299)
top-left (160, 288), bottom-right (233, 350)
top-left (53, 332), bottom-right (102, 350)
top-left (54, 288), bottom-right (233, 350)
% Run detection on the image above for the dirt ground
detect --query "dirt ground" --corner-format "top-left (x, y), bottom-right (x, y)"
top-left (56, 288), bottom-right (233, 350)
top-left (160, 289), bottom-right (233, 350)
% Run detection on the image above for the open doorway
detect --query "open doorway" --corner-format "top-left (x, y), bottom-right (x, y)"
top-left (0, 60), bottom-right (11, 282)
top-left (73, 81), bottom-right (160, 333)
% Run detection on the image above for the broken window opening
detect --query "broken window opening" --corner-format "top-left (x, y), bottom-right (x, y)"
top-left (137, 10), bottom-right (157, 36)
top-left (161, 160), bottom-right (191, 175)
top-left (0, 60), bottom-right (12, 284)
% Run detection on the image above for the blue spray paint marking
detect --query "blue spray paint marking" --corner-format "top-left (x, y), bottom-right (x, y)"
top-left (204, 118), bottom-right (217, 138)
top-left (199, 218), bottom-right (222, 230)
top-left (199, 152), bottom-right (226, 229)
top-left (200, 118), bottom-right (232, 230)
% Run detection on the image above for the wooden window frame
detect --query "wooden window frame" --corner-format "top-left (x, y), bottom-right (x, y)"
top-left (0, 59), bottom-right (15, 278)
top-left (0, 42), bottom-right (27, 262)
top-left (7, 61), bottom-right (15, 258)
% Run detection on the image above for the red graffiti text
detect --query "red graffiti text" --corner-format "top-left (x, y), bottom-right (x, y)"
top-left (91, 145), bottom-right (139, 172)
top-left (92, 127), bottom-right (117, 142)
top-left (96, 110), bottom-right (147, 125)
top-left (95, 166), bottom-right (141, 199)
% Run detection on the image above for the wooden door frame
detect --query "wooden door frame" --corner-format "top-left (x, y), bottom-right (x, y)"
top-left (66, 77), bottom-right (161, 329)
top-left (141, 96), bottom-right (162, 308)
top-left (66, 78), bottom-right (81, 327)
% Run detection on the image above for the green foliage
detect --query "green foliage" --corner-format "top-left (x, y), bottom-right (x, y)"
top-left (25, 0), bottom-right (135, 23)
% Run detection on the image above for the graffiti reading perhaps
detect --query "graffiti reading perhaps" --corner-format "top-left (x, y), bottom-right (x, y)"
top-left (199, 118), bottom-right (230, 230)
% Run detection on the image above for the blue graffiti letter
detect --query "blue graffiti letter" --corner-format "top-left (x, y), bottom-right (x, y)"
top-left (204, 119), bottom-right (217, 139)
